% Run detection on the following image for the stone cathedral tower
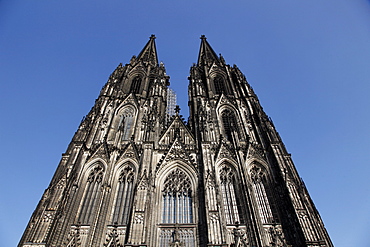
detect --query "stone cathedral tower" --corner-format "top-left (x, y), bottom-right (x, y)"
top-left (19, 36), bottom-right (333, 247)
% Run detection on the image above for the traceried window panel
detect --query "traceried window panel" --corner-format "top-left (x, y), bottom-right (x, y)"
top-left (250, 165), bottom-right (274, 224)
top-left (108, 106), bottom-right (136, 142)
top-left (162, 168), bottom-right (193, 224)
top-left (160, 168), bottom-right (195, 246)
top-left (112, 165), bottom-right (135, 225)
top-left (213, 75), bottom-right (226, 95)
top-left (159, 229), bottom-right (195, 247)
top-left (219, 165), bottom-right (243, 225)
top-left (118, 107), bottom-right (135, 141)
top-left (130, 76), bottom-right (142, 94)
top-left (221, 109), bottom-right (239, 142)
top-left (78, 165), bottom-right (104, 224)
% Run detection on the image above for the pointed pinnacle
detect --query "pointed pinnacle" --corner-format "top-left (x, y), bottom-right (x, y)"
top-left (137, 34), bottom-right (159, 65)
top-left (197, 35), bottom-right (220, 66)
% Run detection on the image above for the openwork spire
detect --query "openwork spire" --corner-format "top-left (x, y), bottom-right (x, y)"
top-left (137, 34), bottom-right (159, 66)
top-left (197, 35), bottom-right (221, 66)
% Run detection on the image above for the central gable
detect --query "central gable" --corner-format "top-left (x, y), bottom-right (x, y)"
top-left (158, 115), bottom-right (195, 148)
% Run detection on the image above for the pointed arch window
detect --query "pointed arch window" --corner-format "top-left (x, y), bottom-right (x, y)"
top-left (118, 107), bottom-right (135, 141)
top-left (221, 109), bottom-right (239, 142)
top-left (130, 76), bottom-right (142, 94)
top-left (78, 165), bottom-right (104, 224)
top-left (112, 165), bottom-right (135, 225)
top-left (162, 168), bottom-right (193, 224)
top-left (214, 76), bottom-right (226, 95)
top-left (250, 165), bottom-right (274, 224)
top-left (219, 165), bottom-right (243, 225)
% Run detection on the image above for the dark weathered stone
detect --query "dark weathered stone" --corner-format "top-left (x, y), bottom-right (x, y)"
top-left (19, 36), bottom-right (332, 247)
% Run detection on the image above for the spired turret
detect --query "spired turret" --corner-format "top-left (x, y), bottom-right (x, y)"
top-left (19, 36), bottom-right (332, 247)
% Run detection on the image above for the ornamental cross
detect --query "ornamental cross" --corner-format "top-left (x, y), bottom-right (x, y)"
top-left (174, 105), bottom-right (180, 115)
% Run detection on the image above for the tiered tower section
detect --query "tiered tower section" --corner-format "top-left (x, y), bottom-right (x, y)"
top-left (19, 35), bottom-right (175, 247)
top-left (188, 36), bottom-right (332, 246)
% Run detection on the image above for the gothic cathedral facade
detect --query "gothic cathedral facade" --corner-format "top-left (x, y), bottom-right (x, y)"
top-left (19, 36), bottom-right (333, 247)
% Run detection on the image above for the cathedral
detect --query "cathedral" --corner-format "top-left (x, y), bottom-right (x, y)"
top-left (19, 35), bottom-right (333, 247)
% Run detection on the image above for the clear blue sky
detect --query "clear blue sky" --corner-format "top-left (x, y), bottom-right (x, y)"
top-left (1, 1), bottom-right (369, 246)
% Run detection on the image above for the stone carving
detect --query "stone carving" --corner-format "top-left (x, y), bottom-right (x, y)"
top-left (232, 225), bottom-right (249, 247)
top-left (250, 164), bottom-right (265, 183)
top-left (134, 213), bottom-right (144, 224)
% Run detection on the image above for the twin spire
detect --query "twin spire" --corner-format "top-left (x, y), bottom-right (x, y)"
top-left (135, 34), bottom-right (221, 67)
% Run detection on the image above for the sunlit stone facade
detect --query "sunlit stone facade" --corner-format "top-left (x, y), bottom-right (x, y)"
top-left (19, 35), bottom-right (333, 247)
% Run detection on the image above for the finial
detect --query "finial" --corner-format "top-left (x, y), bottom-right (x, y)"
top-left (130, 55), bottom-right (137, 64)
top-left (174, 105), bottom-right (180, 115)
top-left (219, 53), bottom-right (225, 63)
top-left (150, 34), bottom-right (156, 39)
top-left (200, 35), bottom-right (207, 40)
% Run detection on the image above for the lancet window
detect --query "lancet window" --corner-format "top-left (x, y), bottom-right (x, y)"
top-left (250, 165), bottom-right (274, 224)
top-left (112, 164), bottom-right (135, 225)
top-left (130, 76), bottom-right (142, 94)
top-left (161, 168), bottom-right (193, 224)
top-left (219, 164), bottom-right (242, 225)
top-left (221, 109), bottom-right (239, 142)
top-left (214, 76), bottom-right (226, 95)
top-left (118, 107), bottom-right (135, 141)
top-left (78, 165), bottom-right (104, 224)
